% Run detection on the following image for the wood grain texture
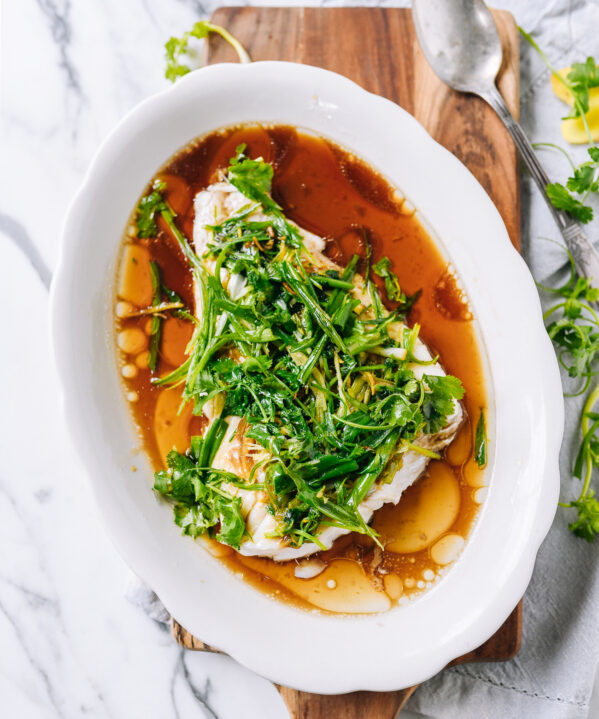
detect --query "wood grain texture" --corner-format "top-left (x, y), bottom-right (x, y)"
top-left (171, 603), bottom-right (521, 717)
top-left (205, 6), bottom-right (520, 249)
top-left (170, 7), bottom-right (523, 718)
top-left (275, 685), bottom-right (418, 719)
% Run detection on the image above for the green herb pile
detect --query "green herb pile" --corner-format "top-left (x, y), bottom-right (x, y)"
top-left (136, 146), bottom-right (464, 550)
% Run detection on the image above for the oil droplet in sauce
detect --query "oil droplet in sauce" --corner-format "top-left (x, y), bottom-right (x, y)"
top-left (430, 534), bottom-right (466, 565)
top-left (116, 300), bottom-right (134, 318)
top-left (135, 351), bottom-right (149, 369)
top-left (383, 574), bottom-right (403, 600)
top-left (373, 461), bottom-right (460, 553)
top-left (295, 558), bottom-right (326, 579)
top-left (463, 457), bottom-right (487, 488)
top-left (121, 363), bottom-right (138, 379)
top-left (117, 327), bottom-right (148, 355)
top-left (474, 487), bottom-right (488, 504)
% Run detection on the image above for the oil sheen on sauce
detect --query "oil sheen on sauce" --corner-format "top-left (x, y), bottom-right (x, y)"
top-left (115, 124), bottom-right (488, 615)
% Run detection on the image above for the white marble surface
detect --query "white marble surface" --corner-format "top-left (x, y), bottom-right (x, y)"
top-left (2, 0), bottom-right (599, 717)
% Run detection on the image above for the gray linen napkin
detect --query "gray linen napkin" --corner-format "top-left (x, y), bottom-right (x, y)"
top-left (128, 1), bottom-right (599, 716)
top-left (408, 1), bottom-right (599, 717)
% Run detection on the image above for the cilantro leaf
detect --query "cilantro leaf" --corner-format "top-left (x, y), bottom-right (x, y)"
top-left (228, 144), bottom-right (278, 210)
top-left (565, 57), bottom-right (599, 118)
top-left (421, 374), bottom-right (464, 434)
top-left (137, 181), bottom-right (168, 237)
top-left (372, 256), bottom-right (402, 301)
top-left (565, 147), bottom-right (599, 197)
top-left (567, 164), bottom-right (599, 195)
top-left (547, 319), bottom-right (599, 379)
top-left (164, 21), bottom-right (250, 84)
top-left (568, 57), bottom-right (599, 89)
top-left (225, 145), bottom-right (303, 247)
top-left (546, 182), bottom-right (593, 223)
top-left (217, 497), bottom-right (246, 547)
top-left (371, 255), bottom-right (421, 315)
top-left (568, 492), bottom-right (599, 541)
top-left (154, 447), bottom-right (248, 548)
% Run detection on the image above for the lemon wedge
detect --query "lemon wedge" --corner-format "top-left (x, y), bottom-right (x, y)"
top-left (550, 67), bottom-right (599, 144)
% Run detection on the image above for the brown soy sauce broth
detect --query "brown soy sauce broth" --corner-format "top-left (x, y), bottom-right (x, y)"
top-left (114, 124), bottom-right (488, 614)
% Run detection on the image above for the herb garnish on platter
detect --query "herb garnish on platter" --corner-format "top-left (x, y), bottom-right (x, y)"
top-left (540, 251), bottom-right (599, 540)
top-left (519, 28), bottom-right (599, 223)
top-left (520, 29), bottom-right (599, 539)
top-left (164, 21), bottom-right (250, 83)
top-left (136, 147), bottom-right (464, 550)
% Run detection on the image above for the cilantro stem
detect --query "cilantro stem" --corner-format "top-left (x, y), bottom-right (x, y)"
top-left (204, 22), bottom-right (251, 64)
top-left (148, 261), bottom-right (162, 372)
top-left (280, 262), bottom-right (349, 354)
top-left (349, 429), bottom-right (401, 507)
top-left (578, 384), bottom-right (599, 496)
top-left (518, 27), bottom-right (594, 143)
top-left (474, 409), bottom-right (487, 468)
top-left (533, 142), bottom-right (578, 172)
top-left (165, 21), bottom-right (250, 84)
top-left (299, 334), bottom-right (327, 384)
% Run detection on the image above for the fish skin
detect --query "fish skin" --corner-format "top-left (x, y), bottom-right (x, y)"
top-left (192, 182), bottom-right (463, 561)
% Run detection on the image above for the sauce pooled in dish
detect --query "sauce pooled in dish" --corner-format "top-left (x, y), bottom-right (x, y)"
top-left (115, 125), bottom-right (488, 613)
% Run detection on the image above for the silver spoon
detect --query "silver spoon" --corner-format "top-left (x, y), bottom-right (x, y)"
top-left (412, 0), bottom-right (599, 285)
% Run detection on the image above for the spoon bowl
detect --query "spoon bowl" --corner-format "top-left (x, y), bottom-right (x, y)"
top-left (413, 0), bottom-right (599, 286)
top-left (413, 0), bottom-right (502, 93)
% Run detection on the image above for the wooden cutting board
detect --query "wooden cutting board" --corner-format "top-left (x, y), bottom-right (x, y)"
top-left (170, 6), bottom-right (523, 718)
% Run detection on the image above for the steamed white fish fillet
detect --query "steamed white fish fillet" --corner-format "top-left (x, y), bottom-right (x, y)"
top-left (192, 181), bottom-right (463, 561)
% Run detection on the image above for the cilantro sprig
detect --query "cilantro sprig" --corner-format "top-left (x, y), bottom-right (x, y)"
top-left (139, 147), bottom-right (464, 551)
top-left (541, 249), bottom-right (599, 396)
top-left (154, 445), bottom-right (246, 548)
top-left (565, 385), bottom-right (599, 541)
top-left (164, 20), bottom-right (250, 83)
top-left (519, 29), bottom-right (599, 222)
top-left (543, 146), bottom-right (599, 224)
top-left (372, 256), bottom-right (422, 313)
top-left (520, 27), bottom-right (599, 540)
top-left (541, 246), bottom-right (599, 540)
top-left (519, 28), bottom-right (599, 125)
top-left (562, 57), bottom-right (599, 121)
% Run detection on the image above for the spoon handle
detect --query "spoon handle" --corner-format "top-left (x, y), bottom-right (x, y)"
top-left (480, 84), bottom-right (599, 285)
